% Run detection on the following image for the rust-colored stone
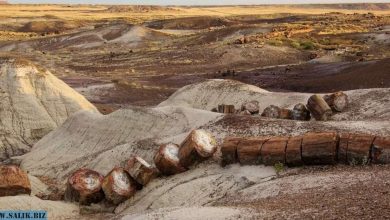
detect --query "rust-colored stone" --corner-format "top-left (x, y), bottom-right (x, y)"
top-left (371, 136), bottom-right (390, 164)
top-left (64, 168), bottom-right (104, 205)
top-left (154, 143), bottom-right (187, 175)
top-left (347, 133), bottom-right (375, 165)
top-left (0, 165), bottom-right (31, 197)
top-left (279, 108), bottom-right (293, 120)
top-left (178, 129), bottom-right (217, 168)
top-left (286, 136), bottom-right (303, 166)
top-left (237, 137), bottom-right (269, 165)
top-left (126, 156), bottom-right (156, 186)
top-left (302, 132), bottom-right (338, 165)
top-left (102, 167), bottom-right (138, 205)
top-left (261, 137), bottom-right (288, 165)
top-left (221, 137), bottom-right (242, 166)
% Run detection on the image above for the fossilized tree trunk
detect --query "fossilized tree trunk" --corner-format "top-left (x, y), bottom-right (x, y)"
top-left (126, 156), bottom-right (156, 186)
top-left (101, 167), bottom-right (137, 205)
top-left (307, 95), bottom-right (332, 121)
top-left (154, 143), bottom-right (187, 175)
top-left (64, 168), bottom-right (104, 205)
top-left (323, 91), bottom-right (348, 112)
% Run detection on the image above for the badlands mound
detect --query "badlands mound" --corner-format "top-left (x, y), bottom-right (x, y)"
top-left (0, 56), bottom-right (97, 162)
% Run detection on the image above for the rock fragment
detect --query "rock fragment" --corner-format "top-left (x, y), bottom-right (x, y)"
top-left (261, 105), bottom-right (281, 118)
top-left (292, 103), bottom-right (311, 121)
top-left (323, 91), bottom-right (348, 112)
top-left (125, 156), bottom-right (155, 186)
top-left (0, 165), bottom-right (31, 197)
top-left (307, 95), bottom-right (332, 121)
top-left (241, 100), bottom-right (260, 114)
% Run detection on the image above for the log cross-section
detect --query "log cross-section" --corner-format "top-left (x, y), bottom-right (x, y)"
top-left (178, 129), bottom-right (217, 168)
top-left (102, 167), bottom-right (138, 205)
top-left (64, 168), bottom-right (104, 205)
top-left (126, 156), bottom-right (156, 186)
top-left (323, 91), bottom-right (349, 112)
top-left (154, 143), bottom-right (187, 176)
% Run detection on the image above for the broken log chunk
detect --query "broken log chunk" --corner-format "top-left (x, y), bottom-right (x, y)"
top-left (218, 104), bottom-right (235, 114)
top-left (241, 100), bottom-right (259, 114)
top-left (261, 105), bottom-right (281, 118)
top-left (64, 168), bottom-right (104, 205)
top-left (347, 133), bottom-right (375, 165)
top-left (237, 137), bottom-right (269, 165)
top-left (292, 103), bottom-right (311, 121)
top-left (302, 132), bottom-right (338, 165)
top-left (307, 95), bottom-right (332, 121)
top-left (240, 110), bottom-right (251, 115)
top-left (371, 136), bottom-right (390, 164)
top-left (102, 167), bottom-right (138, 205)
top-left (338, 133), bottom-right (350, 164)
top-left (286, 136), bottom-right (303, 166)
top-left (261, 137), bottom-right (288, 166)
top-left (0, 165), bottom-right (31, 197)
top-left (323, 91), bottom-right (348, 112)
top-left (154, 143), bottom-right (187, 176)
top-left (279, 108), bottom-right (293, 120)
top-left (125, 156), bottom-right (155, 186)
top-left (221, 137), bottom-right (242, 166)
top-left (178, 129), bottom-right (217, 168)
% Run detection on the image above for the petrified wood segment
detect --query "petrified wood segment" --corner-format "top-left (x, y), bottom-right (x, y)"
top-left (307, 95), bottom-right (332, 121)
top-left (292, 103), bottom-right (311, 121)
top-left (0, 165), bottom-right (31, 197)
top-left (323, 91), bottom-right (348, 112)
top-left (286, 136), bottom-right (303, 166)
top-left (261, 105), bottom-right (281, 118)
top-left (178, 129), bottom-right (217, 168)
top-left (371, 136), bottom-right (390, 164)
top-left (64, 168), bottom-right (104, 205)
top-left (126, 156), bottom-right (155, 186)
top-left (237, 137), bottom-right (269, 165)
top-left (241, 100), bottom-right (259, 114)
top-left (347, 133), bottom-right (375, 164)
top-left (279, 108), bottom-right (293, 120)
top-left (221, 137), bottom-right (241, 166)
top-left (302, 132), bottom-right (338, 165)
top-left (218, 104), bottom-right (235, 114)
top-left (102, 167), bottom-right (137, 205)
top-left (338, 133), bottom-right (350, 164)
top-left (154, 143), bottom-right (187, 176)
top-left (261, 137), bottom-right (288, 165)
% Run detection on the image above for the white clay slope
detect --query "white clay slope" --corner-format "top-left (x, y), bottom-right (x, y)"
top-left (0, 57), bottom-right (97, 161)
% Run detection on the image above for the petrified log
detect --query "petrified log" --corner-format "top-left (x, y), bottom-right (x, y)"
top-left (221, 137), bottom-right (241, 166)
top-left (302, 132), bottom-right (338, 165)
top-left (279, 108), bottom-right (292, 120)
top-left (371, 136), bottom-right (390, 164)
top-left (0, 165), bottom-right (31, 197)
top-left (239, 110), bottom-right (252, 115)
top-left (261, 137), bottom-right (288, 166)
top-left (178, 129), bottom-right (217, 168)
top-left (237, 137), bottom-right (269, 165)
top-left (154, 143), bottom-right (187, 175)
top-left (347, 133), bottom-right (375, 165)
top-left (292, 103), bottom-right (311, 121)
top-left (286, 136), bottom-right (303, 166)
top-left (323, 91), bottom-right (348, 112)
top-left (64, 168), bottom-right (104, 205)
top-left (338, 133), bottom-right (350, 164)
top-left (261, 105), bottom-right (281, 118)
top-left (241, 100), bottom-right (260, 114)
top-left (102, 167), bottom-right (138, 205)
top-left (218, 104), bottom-right (235, 114)
top-left (125, 156), bottom-right (155, 186)
top-left (307, 95), bottom-right (332, 121)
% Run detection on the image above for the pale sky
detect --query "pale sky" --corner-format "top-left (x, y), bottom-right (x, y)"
top-left (8, 0), bottom-right (390, 5)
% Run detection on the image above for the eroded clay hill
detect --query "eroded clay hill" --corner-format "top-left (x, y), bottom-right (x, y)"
top-left (0, 56), bottom-right (97, 162)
